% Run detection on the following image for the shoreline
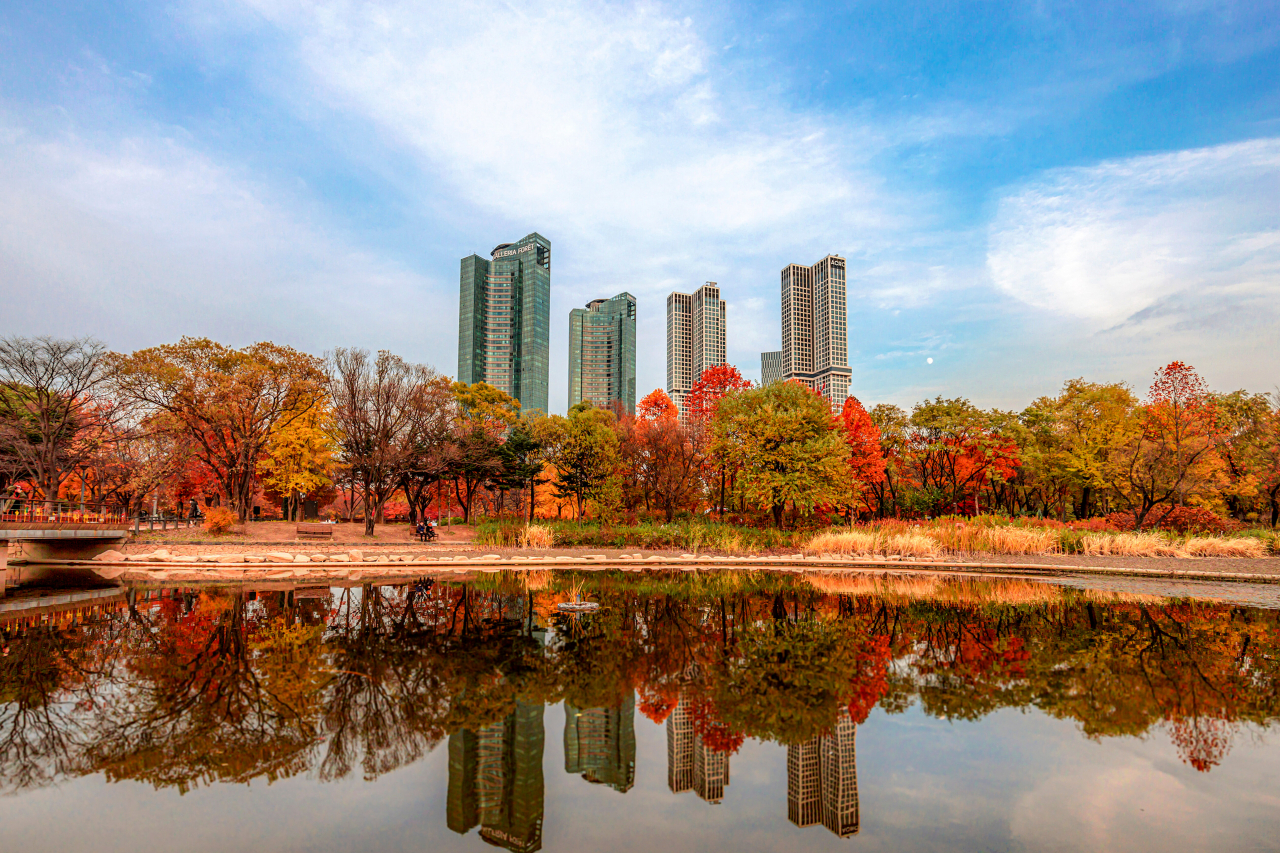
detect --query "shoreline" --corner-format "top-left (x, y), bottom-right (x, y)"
top-left (19, 548), bottom-right (1280, 586)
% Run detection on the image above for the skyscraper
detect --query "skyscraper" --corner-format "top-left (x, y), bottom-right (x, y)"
top-left (781, 255), bottom-right (850, 411)
top-left (666, 282), bottom-right (726, 414)
top-left (786, 710), bottom-right (859, 837)
top-left (459, 233), bottom-right (551, 414)
top-left (666, 697), bottom-right (731, 804)
top-left (568, 292), bottom-right (637, 414)
top-left (563, 692), bottom-right (637, 793)
top-left (447, 701), bottom-right (546, 853)
top-left (761, 351), bottom-right (783, 386)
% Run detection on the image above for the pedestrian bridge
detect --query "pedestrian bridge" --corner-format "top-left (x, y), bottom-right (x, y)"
top-left (0, 502), bottom-right (133, 590)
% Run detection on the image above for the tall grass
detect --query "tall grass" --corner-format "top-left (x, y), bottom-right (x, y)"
top-left (1081, 532), bottom-right (1184, 557)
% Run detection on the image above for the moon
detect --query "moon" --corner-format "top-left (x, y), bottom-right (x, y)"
top-left (927, 358), bottom-right (933, 364)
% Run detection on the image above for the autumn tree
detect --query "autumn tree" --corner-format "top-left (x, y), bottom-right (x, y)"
top-left (837, 396), bottom-right (885, 520)
top-left (547, 402), bottom-right (622, 519)
top-left (711, 381), bottom-right (848, 526)
top-left (447, 382), bottom-right (521, 523)
top-left (327, 348), bottom-right (443, 535)
top-left (1051, 379), bottom-right (1138, 518)
top-left (868, 403), bottom-right (909, 517)
top-left (900, 397), bottom-right (1021, 516)
top-left (260, 400), bottom-right (337, 522)
top-left (684, 365), bottom-right (753, 514)
top-left (112, 339), bottom-right (325, 521)
top-left (0, 336), bottom-right (122, 508)
top-left (1104, 362), bottom-right (1224, 529)
top-left (627, 389), bottom-right (702, 521)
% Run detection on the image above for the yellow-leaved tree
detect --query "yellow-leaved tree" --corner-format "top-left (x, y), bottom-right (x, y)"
top-left (259, 401), bottom-right (337, 521)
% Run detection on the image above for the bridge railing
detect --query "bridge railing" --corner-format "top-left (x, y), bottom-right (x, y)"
top-left (0, 499), bottom-right (133, 526)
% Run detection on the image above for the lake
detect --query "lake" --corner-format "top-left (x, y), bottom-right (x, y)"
top-left (0, 570), bottom-right (1276, 852)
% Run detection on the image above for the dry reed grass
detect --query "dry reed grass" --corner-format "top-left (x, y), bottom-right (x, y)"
top-left (1183, 536), bottom-right (1266, 558)
top-left (522, 570), bottom-right (552, 590)
top-left (1082, 532), bottom-right (1184, 557)
top-left (518, 525), bottom-right (555, 549)
top-left (804, 572), bottom-right (1062, 605)
top-left (980, 526), bottom-right (1060, 555)
top-left (885, 533), bottom-right (940, 558)
top-left (803, 529), bottom-right (881, 556)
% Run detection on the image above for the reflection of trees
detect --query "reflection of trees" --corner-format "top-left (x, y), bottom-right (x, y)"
top-left (0, 618), bottom-right (123, 793)
top-left (0, 578), bottom-right (1278, 798)
top-left (84, 590), bottom-right (324, 792)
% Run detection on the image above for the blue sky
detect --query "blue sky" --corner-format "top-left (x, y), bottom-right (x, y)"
top-left (1, 0), bottom-right (1277, 414)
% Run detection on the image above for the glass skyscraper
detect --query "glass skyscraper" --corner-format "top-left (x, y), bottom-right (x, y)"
top-left (760, 350), bottom-right (783, 386)
top-left (568, 292), bottom-right (637, 414)
top-left (458, 233), bottom-right (551, 414)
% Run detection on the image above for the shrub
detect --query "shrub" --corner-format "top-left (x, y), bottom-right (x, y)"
top-left (204, 506), bottom-right (237, 535)
top-left (1106, 507), bottom-right (1238, 534)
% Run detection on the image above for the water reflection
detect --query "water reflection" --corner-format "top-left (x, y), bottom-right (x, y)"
top-left (0, 572), bottom-right (1277, 849)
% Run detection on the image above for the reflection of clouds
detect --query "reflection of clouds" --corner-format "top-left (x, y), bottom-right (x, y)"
top-left (1009, 734), bottom-right (1280, 852)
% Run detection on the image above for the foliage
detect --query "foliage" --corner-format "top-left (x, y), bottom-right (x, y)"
top-left (203, 506), bottom-right (237, 534)
top-left (712, 381), bottom-right (848, 526)
top-left (111, 338), bottom-right (325, 521)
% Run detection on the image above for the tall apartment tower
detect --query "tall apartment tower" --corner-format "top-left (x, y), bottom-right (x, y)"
top-left (666, 282), bottom-right (726, 413)
top-left (760, 351), bottom-right (783, 386)
top-left (781, 255), bottom-right (850, 411)
top-left (563, 693), bottom-right (637, 793)
top-left (459, 233), bottom-right (551, 415)
top-left (568, 292), bottom-right (637, 414)
top-left (786, 709), bottom-right (859, 838)
top-left (447, 700), bottom-right (546, 852)
top-left (666, 696), bottom-right (731, 804)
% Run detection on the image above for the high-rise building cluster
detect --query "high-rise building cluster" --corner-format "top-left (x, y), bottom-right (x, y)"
top-left (458, 232), bottom-right (851, 417)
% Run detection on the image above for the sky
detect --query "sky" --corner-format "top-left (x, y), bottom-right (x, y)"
top-left (1, 0), bottom-right (1277, 415)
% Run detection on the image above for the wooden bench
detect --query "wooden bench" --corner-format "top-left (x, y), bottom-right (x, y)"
top-left (296, 523), bottom-right (334, 540)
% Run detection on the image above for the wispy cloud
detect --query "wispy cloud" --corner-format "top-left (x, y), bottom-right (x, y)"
top-left (0, 112), bottom-right (443, 359)
top-left (987, 138), bottom-right (1280, 329)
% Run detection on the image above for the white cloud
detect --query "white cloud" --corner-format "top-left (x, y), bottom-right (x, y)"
top-left (987, 138), bottom-right (1280, 328)
top-left (0, 115), bottom-right (447, 363)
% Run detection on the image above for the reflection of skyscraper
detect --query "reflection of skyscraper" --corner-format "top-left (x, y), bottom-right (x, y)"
top-left (786, 710), bottom-right (859, 837)
top-left (447, 700), bottom-right (546, 852)
top-left (564, 692), bottom-right (636, 793)
top-left (665, 698), bottom-right (730, 804)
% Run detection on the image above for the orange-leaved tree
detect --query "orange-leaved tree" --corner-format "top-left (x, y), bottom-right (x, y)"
top-left (685, 365), bottom-right (753, 515)
top-left (630, 389), bottom-right (701, 521)
top-left (1105, 361), bottom-right (1224, 529)
top-left (839, 396), bottom-right (886, 519)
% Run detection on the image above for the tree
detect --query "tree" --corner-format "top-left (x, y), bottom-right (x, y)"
top-left (905, 397), bottom-right (1020, 516)
top-left (628, 389), bottom-right (702, 521)
top-left (685, 365), bottom-right (753, 513)
top-left (0, 336), bottom-right (121, 508)
top-left (111, 339), bottom-right (325, 521)
top-left (446, 382), bottom-right (521, 523)
top-left (260, 401), bottom-right (337, 522)
top-left (1052, 379), bottom-right (1138, 518)
top-left (838, 396), bottom-right (885, 519)
top-left (327, 348), bottom-right (442, 535)
top-left (547, 403), bottom-right (621, 519)
top-left (1104, 362), bottom-right (1224, 529)
top-left (711, 381), bottom-right (848, 526)
top-left (868, 404), bottom-right (909, 517)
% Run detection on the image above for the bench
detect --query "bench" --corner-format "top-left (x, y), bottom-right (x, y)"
top-left (296, 523), bottom-right (334, 540)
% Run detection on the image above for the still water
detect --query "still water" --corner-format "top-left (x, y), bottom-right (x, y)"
top-left (0, 571), bottom-right (1277, 852)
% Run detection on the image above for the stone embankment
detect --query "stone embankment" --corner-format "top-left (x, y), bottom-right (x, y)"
top-left (53, 547), bottom-right (1280, 585)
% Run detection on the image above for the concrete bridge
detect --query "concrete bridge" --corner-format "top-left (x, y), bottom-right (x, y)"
top-left (0, 503), bottom-right (132, 590)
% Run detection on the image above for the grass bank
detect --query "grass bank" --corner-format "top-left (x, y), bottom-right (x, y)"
top-left (475, 516), bottom-right (1280, 558)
